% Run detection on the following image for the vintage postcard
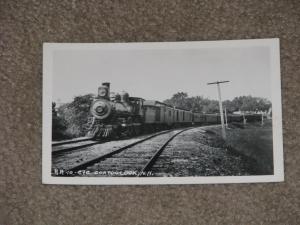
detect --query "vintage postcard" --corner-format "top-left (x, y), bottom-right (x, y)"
top-left (43, 39), bottom-right (284, 185)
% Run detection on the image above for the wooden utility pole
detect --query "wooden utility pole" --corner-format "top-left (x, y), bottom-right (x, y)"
top-left (224, 107), bottom-right (228, 128)
top-left (207, 81), bottom-right (229, 139)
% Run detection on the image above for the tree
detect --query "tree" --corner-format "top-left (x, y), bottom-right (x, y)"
top-left (57, 94), bottom-right (95, 138)
top-left (52, 102), bottom-right (68, 140)
top-left (230, 96), bottom-right (271, 112)
top-left (223, 100), bottom-right (236, 113)
top-left (164, 92), bottom-right (189, 109)
top-left (257, 98), bottom-right (272, 112)
top-left (164, 93), bottom-right (271, 114)
top-left (202, 100), bottom-right (219, 113)
top-left (164, 92), bottom-right (219, 113)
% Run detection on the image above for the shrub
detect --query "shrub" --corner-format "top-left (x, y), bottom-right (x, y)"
top-left (52, 94), bottom-right (95, 140)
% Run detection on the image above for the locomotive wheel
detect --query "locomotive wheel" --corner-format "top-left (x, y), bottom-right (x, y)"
top-left (120, 126), bottom-right (133, 138)
top-left (134, 125), bottom-right (141, 136)
top-left (87, 126), bottom-right (100, 139)
top-left (114, 126), bottom-right (122, 139)
top-left (128, 126), bottom-right (135, 137)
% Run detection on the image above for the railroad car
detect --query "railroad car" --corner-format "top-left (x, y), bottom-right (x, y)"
top-left (227, 114), bottom-right (244, 123)
top-left (193, 113), bottom-right (206, 124)
top-left (244, 114), bottom-right (262, 122)
top-left (86, 82), bottom-right (262, 139)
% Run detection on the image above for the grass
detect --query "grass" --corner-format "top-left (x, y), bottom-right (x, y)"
top-left (205, 120), bottom-right (274, 175)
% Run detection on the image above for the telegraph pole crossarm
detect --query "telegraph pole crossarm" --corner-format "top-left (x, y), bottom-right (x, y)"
top-left (207, 81), bottom-right (230, 85)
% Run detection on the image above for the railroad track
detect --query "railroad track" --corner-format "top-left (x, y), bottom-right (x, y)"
top-left (52, 137), bottom-right (93, 147)
top-left (52, 139), bottom-right (102, 155)
top-left (65, 127), bottom-right (193, 177)
top-left (52, 130), bottom-right (173, 156)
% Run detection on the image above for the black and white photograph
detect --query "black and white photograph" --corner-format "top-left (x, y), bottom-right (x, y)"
top-left (43, 39), bottom-right (284, 185)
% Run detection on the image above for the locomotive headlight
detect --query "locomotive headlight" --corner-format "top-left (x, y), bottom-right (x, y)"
top-left (98, 88), bottom-right (107, 97)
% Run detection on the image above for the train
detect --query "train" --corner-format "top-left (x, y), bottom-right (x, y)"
top-left (86, 82), bottom-right (262, 139)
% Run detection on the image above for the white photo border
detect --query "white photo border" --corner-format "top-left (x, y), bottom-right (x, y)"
top-left (42, 39), bottom-right (284, 185)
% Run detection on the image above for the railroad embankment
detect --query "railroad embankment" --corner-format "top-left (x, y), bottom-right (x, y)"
top-left (204, 120), bottom-right (273, 175)
top-left (153, 126), bottom-right (255, 176)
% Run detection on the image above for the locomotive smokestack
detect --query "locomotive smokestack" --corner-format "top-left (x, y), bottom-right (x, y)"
top-left (102, 82), bottom-right (110, 100)
top-left (102, 82), bottom-right (110, 89)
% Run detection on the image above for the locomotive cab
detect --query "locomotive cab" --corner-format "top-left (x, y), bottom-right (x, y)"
top-left (129, 97), bottom-right (144, 117)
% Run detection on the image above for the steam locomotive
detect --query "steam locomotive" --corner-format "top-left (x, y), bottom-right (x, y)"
top-left (86, 82), bottom-right (261, 139)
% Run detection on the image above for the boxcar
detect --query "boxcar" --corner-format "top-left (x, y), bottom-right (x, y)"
top-left (193, 113), bottom-right (206, 124)
top-left (204, 114), bottom-right (219, 124)
top-left (227, 114), bottom-right (243, 123)
top-left (143, 100), bottom-right (175, 126)
top-left (244, 114), bottom-right (261, 122)
top-left (163, 105), bottom-right (175, 125)
top-left (174, 108), bottom-right (193, 125)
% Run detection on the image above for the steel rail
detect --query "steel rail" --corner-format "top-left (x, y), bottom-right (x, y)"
top-left (137, 127), bottom-right (193, 177)
top-left (66, 129), bottom-right (176, 173)
top-left (52, 138), bottom-right (93, 147)
top-left (52, 141), bottom-right (102, 156)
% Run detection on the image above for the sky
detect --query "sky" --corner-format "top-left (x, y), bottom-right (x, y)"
top-left (52, 46), bottom-right (271, 104)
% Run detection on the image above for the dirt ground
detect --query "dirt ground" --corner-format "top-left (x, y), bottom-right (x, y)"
top-left (152, 125), bottom-right (259, 176)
